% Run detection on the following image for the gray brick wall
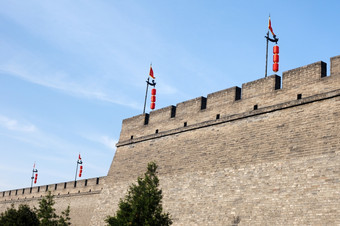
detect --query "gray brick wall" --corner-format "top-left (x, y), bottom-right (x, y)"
top-left (1, 55), bottom-right (340, 225)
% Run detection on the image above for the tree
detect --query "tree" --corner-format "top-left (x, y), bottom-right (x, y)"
top-left (58, 206), bottom-right (71, 226)
top-left (0, 203), bottom-right (39, 226)
top-left (36, 191), bottom-right (58, 225)
top-left (0, 191), bottom-right (70, 226)
top-left (35, 191), bottom-right (71, 226)
top-left (106, 162), bottom-right (172, 226)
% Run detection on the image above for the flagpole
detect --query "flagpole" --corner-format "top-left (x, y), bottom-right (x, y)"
top-left (143, 77), bottom-right (150, 115)
top-left (31, 168), bottom-right (34, 189)
top-left (265, 31), bottom-right (269, 77)
top-left (265, 33), bottom-right (279, 77)
top-left (75, 156), bottom-right (82, 183)
top-left (30, 164), bottom-right (37, 189)
top-left (265, 15), bottom-right (278, 78)
top-left (143, 64), bottom-right (156, 114)
top-left (74, 160), bottom-right (79, 182)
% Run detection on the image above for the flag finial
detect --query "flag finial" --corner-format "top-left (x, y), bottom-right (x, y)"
top-left (149, 64), bottom-right (155, 79)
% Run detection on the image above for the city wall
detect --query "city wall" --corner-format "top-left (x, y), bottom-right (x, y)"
top-left (1, 55), bottom-right (340, 225)
top-left (118, 57), bottom-right (339, 142)
top-left (0, 177), bottom-right (105, 226)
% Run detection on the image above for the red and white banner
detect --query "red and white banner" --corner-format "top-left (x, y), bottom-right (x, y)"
top-left (268, 16), bottom-right (275, 36)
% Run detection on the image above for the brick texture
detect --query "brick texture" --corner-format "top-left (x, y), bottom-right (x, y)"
top-left (1, 55), bottom-right (340, 225)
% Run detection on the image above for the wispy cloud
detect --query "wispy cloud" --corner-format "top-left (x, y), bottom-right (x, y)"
top-left (0, 63), bottom-right (141, 110)
top-left (0, 0), bottom-right (150, 110)
top-left (0, 1), bottom-right (186, 110)
top-left (0, 114), bottom-right (92, 154)
top-left (98, 136), bottom-right (117, 149)
top-left (82, 162), bottom-right (109, 176)
top-left (81, 133), bottom-right (117, 150)
top-left (0, 115), bottom-right (36, 132)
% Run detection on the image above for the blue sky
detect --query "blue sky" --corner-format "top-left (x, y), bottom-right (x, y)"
top-left (0, 0), bottom-right (339, 191)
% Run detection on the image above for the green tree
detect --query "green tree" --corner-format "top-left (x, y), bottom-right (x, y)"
top-left (0, 203), bottom-right (39, 226)
top-left (36, 191), bottom-right (58, 225)
top-left (35, 191), bottom-right (71, 226)
top-left (106, 162), bottom-right (172, 226)
top-left (58, 206), bottom-right (71, 226)
top-left (0, 191), bottom-right (71, 226)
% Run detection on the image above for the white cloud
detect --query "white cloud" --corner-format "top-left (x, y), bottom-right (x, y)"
top-left (157, 82), bottom-right (178, 95)
top-left (0, 1), bottom-right (202, 112)
top-left (82, 162), bottom-right (109, 176)
top-left (0, 114), bottom-right (94, 154)
top-left (0, 63), bottom-right (141, 110)
top-left (0, 1), bottom-right (149, 111)
top-left (0, 115), bottom-right (36, 133)
top-left (81, 133), bottom-right (117, 150)
top-left (99, 136), bottom-right (117, 149)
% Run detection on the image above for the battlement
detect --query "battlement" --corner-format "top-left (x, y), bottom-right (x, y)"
top-left (118, 55), bottom-right (340, 143)
top-left (242, 74), bottom-right (281, 99)
top-left (282, 61), bottom-right (326, 89)
top-left (0, 177), bottom-right (104, 203)
top-left (1, 54), bottom-right (340, 226)
top-left (331, 55), bottom-right (340, 76)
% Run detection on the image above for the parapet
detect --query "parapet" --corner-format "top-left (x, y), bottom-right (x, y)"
top-left (282, 61), bottom-right (326, 89)
top-left (207, 86), bottom-right (241, 108)
top-left (242, 75), bottom-right (281, 99)
top-left (118, 55), bottom-right (340, 143)
top-left (176, 96), bottom-right (207, 117)
top-left (331, 55), bottom-right (340, 76)
top-left (0, 177), bottom-right (104, 203)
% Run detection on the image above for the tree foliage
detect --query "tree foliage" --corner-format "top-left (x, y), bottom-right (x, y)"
top-left (58, 205), bottom-right (71, 226)
top-left (36, 191), bottom-right (58, 225)
top-left (0, 204), bottom-right (39, 226)
top-left (35, 191), bottom-right (71, 226)
top-left (0, 191), bottom-right (71, 226)
top-left (106, 162), bottom-right (172, 226)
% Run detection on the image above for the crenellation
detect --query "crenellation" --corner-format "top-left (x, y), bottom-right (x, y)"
top-left (170, 105), bottom-right (176, 118)
top-left (119, 113), bottom-right (147, 141)
top-left (207, 86), bottom-right (241, 108)
top-left (102, 84), bottom-right (340, 225)
top-left (0, 177), bottom-right (105, 226)
top-left (242, 74), bottom-right (281, 99)
top-left (282, 61), bottom-right (327, 89)
top-left (118, 56), bottom-right (340, 144)
top-left (331, 55), bottom-right (340, 76)
top-left (173, 96), bottom-right (208, 126)
top-left (194, 86), bottom-right (242, 122)
top-left (121, 106), bottom-right (179, 138)
top-left (0, 177), bottom-right (104, 202)
top-left (2, 55), bottom-right (340, 225)
top-left (144, 113), bottom-right (149, 125)
top-left (201, 97), bottom-right (207, 110)
top-left (149, 105), bottom-right (174, 122)
top-left (176, 96), bottom-right (207, 117)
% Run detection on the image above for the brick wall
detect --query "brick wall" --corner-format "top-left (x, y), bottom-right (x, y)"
top-left (94, 55), bottom-right (340, 225)
top-left (94, 90), bottom-right (340, 225)
top-left (1, 55), bottom-right (340, 225)
top-left (0, 177), bottom-right (105, 226)
top-left (118, 56), bottom-right (340, 142)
